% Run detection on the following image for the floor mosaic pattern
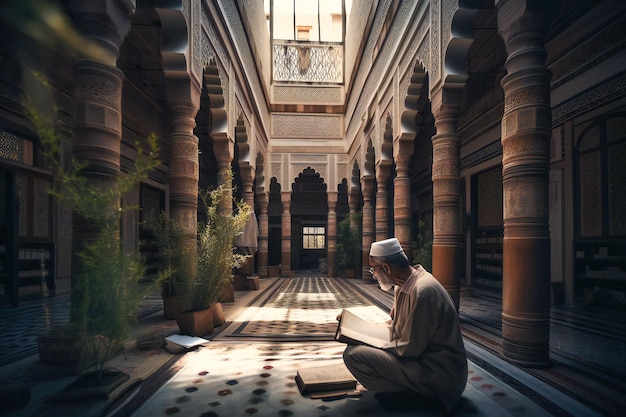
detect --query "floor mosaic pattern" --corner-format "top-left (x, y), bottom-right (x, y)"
top-left (216, 277), bottom-right (388, 341)
top-left (130, 341), bottom-right (553, 417)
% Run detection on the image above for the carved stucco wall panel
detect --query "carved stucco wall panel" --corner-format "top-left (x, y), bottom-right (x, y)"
top-left (272, 86), bottom-right (343, 105)
top-left (271, 114), bottom-right (342, 138)
top-left (430, 0), bottom-right (440, 84)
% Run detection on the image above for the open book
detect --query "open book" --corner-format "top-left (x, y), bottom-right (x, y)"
top-left (335, 307), bottom-right (392, 348)
top-left (295, 362), bottom-right (357, 396)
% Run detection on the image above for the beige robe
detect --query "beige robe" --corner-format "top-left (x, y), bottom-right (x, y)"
top-left (343, 265), bottom-right (467, 412)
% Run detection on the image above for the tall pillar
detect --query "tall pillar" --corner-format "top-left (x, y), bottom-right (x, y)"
top-left (280, 191), bottom-right (292, 276)
top-left (68, 0), bottom-right (134, 321)
top-left (349, 187), bottom-right (362, 278)
top-left (497, 0), bottom-right (553, 367)
top-left (394, 139), bottom-right (414, 256)
top-left (361, 176), bottom-right (375, 279)
top-left (327, 192), bottom-right (338, 277)
top-left (213, 137), bottom-right (234, 214)
top-left (375, 162), bottom-right (392, 241)
top-left (430, 99), bottom-right (463, 308)
top-left (240, 164), bottom-right (256, 275)
top-left (169, 105), bottom-right (200, 257)
top-left (256, 192), bottom-right (269, 278)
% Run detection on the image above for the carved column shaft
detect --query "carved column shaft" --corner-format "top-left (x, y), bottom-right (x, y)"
top-left (68, 0), bottom-right (133, 320)
top-left (394, 139), bottom-right (414, 256)
top-left (213, 137), bottom-right (234, 215)
top-left (327, 192), bottom-right (338, 277)
top-left (239, 165), bottom-right (256, 274)
top-left (431, 103), bottom-right (462, 308)
top-left (361, 177), bottom-right (375, 279)
top-left (375, 163), bottom-right (392, 241)
top-left (498, 1), bottom-right (553, 367)
top-left (169, 106), bottom-right (199, 247)
top-left (349, 188), bottom-right (362, 277)
top-left (256, 192), bottom-right (269, 279)
top-left (280, 191), bottom-right (292, 276)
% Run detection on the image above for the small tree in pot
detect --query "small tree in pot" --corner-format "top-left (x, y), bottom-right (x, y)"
top-left (26, 74), bottom-right (161, 389)
top-left (174, 169), bottom-right (252, 336)
top-left (337, 213), bottom-right (361, 278)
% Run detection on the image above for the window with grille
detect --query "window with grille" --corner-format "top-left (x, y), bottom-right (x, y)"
top-left (302, 226), bottom-right (325, 249)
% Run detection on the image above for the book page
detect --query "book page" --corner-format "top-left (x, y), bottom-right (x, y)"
top-left (336, 307), bottom-right (391, 348)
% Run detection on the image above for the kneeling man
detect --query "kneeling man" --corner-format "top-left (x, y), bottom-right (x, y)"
top-left (342, 237), bottom-right (467, 412)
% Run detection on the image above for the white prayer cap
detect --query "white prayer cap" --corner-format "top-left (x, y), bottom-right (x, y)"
top-left (370, 237), bottom-right (403, 257)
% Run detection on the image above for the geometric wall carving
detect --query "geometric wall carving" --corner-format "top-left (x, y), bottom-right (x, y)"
top-left (271, 114), bottom-right (343, 138)
top-left (272, 85), bottom-right (343, 105)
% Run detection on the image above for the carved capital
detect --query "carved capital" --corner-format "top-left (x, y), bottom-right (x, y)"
top-left (69, 0), bottom-right (135, 64)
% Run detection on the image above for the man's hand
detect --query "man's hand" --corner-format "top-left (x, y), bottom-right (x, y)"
top-left (336, 311), bottom-right (342, 321)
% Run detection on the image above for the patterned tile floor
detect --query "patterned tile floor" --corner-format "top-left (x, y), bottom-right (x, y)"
top-left (216, 277), bottom-right (383, 341)
top-left (0, 276), bottom-right (621, 416)
top-left (130, 341), bottom-right (555, 417)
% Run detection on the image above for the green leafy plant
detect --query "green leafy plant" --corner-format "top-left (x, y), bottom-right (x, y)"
top-left (175, 169), bottom-right (252, 312)
top-left (25, 72), bottom-right (161, 382)
top-left (412, 220), bottom-right (433, 272)
top-left (337, 212), bottom-right (361, 270)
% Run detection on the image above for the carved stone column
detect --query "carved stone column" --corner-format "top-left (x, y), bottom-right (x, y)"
top-left (349, 187), bottom-right (362, 278)
top-left (430, 99), bottom-right (462, 308)
top-left (280, 191), bottom-right (292, 276)
top-left (394, 139), bottom-right (414, 256)
top-left (168, 104), bottom-right (200, 257)
top-left (361, 176), bottom-right (375, 279)
top-left (256, 192), bottom-right (269, 279)
top-left (240, 164), bottom-right (255, 275)
top-left (327, 192), bottom-right (338, 277)
top-left (213, 137), bottom-right (234, 214)
top-left (68, 0), bottom-right (134, 320)
top-left (375, 162), bottom-right (392, 241)
top-left (497, 0), bottom-right (553, 367)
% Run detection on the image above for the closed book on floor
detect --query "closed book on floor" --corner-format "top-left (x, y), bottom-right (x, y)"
top-left (295, 362), bottom-right (357, 395)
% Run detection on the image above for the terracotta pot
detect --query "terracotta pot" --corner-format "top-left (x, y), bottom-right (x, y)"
top-left (212, 302), bottom-right (226, 327)
top-left (219, 284), bottom-right (235, 303)
top-left (162, 295), bottom-right (179, 320)
top-left (37, 325), bottom-right (81, 367)
top-left (344, 268), bottom-right (356, 278)
top-left (175, 307), bottom-right (214, 337)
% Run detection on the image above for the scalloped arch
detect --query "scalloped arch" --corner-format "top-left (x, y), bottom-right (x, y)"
top-left (150, 1), bottom-right (189, 78)
top-left (202, 62), bottom-right (227, 137)
top-left (443, 0), bottom-right (493, 80)
top-left (401, 64), bottom-right (427, 137)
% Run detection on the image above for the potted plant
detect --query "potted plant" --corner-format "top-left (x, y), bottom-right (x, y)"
top-left (412, 220), bottom-right (433, 272)
top-left (26, 74), bottom-right (161, 391)
top-left (337, 213), bottom-right (361, 278)
top-left (174, 169), bottom-right (252, 336)
top-left (149, 212), bottom-right (182, 320)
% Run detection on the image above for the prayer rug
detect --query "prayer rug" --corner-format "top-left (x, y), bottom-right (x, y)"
top-left (130, 341), bottom-right (553, 417)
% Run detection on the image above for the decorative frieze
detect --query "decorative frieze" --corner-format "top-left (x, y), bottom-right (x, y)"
top-left (271, 114), bottom-right (342, 138)
top-left (461, 141), bottom-right (502, 170)
top-left (273, 85), bottom-right (342, 105)
top-left (552, 72), bottom-right (626, 126)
